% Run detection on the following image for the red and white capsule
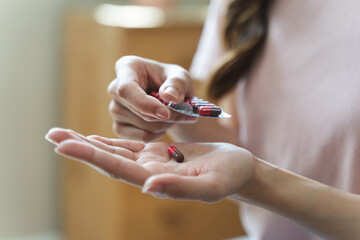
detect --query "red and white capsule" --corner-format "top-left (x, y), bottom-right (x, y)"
top-left (193, 103), bottom-right (216, 113)
top-left (198, 106), bottom-right (222, 117)
top-left (168, 146), bottom-right (184, 163)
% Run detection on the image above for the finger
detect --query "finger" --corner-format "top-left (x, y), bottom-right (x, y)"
top-left (112, 122), bottom-right (166, 143)
top-left (110, 100), bottom-right (197, 125)
top-left (159, 66), bottom-right (193, 103)
top-left (56, 139), bottom-right (150, 186)
top-left (45, 127), bottom-right (78, 144)
top-left (142, 173), bottom-right (224, 202)
top-left (109, 100), bottom-right (161, 123)
top-left (66, 130), bottom-right (137, 160)
top-left (114, 56), bottom-right (166, 91)
top-left (46, 128), bottom-right (96, 145)
top-left (47, 128), bottom-right (136, 176)
top-left (109, 100), bottom-right (174, 130)
top-left (87, 135), bottom-right (146, 152)
top-left (46, 128), bottom-right (137, 160)
top-left (109, 80), bottom-right (159, 122)
top-left (116, 80), bottom-right (171, 120)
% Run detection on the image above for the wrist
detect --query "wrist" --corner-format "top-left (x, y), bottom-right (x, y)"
top-left (231, 157), bottom-right (279, 204)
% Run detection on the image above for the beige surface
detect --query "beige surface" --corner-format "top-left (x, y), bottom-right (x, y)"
top-left (63, 9), bottom-right (245, 240)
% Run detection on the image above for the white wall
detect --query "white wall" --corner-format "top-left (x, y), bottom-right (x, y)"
top-left (0, 0), bottom-right (207, 239)
top-left (0, 0), bottom-right (114, 238)
top-left (0, 0), bottom-right (70, 238)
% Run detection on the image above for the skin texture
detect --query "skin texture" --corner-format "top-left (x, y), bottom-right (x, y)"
top-left (108, 56), bottom-right (197, 142)
top-left (47, 56), bottom-right (360, 239)
top-left (46, 127), bottom-right (360, 240)
top-left (46, 128), bottom-right (255, 202)
top-left (108, 56), bottom-right (237, 143)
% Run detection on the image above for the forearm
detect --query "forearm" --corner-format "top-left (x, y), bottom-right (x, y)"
top-left (232, 158), bottom-right (360, 240)
top-left (168, 118), bottom-right (239, 144)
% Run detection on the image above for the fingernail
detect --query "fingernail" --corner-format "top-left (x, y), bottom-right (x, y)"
top-left (152, 193), bottom-right (167, 199)
top-left (155, 107), bottom-right (169, 120)
top-left (45, 134), bottom-right (57, 145)
top-left (164, 87), bottom-right (180, 99)
top-left (142, 184), bottom-right (163, 194)
top-left (54, 147), bottom-right (65, 156)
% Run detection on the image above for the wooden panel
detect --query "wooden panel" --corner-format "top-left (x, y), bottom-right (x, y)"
top-left (63, 9), bottom-right (245, 240)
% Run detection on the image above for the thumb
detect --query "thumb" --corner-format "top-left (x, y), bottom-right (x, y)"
top-left (159, 70), bottom-right (193, 103)
top-left (142, 173), bottom-right (223, 202)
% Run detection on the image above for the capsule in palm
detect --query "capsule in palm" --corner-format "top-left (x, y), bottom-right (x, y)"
top-left (168, 146), bottom-right (184, 163)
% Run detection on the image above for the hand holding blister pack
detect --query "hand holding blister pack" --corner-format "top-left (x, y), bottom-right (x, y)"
top-left (150, 92), bottom-right (232, 119)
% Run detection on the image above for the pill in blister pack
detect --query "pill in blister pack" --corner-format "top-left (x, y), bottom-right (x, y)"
top-left (149, 92), bottom-right (231, 118)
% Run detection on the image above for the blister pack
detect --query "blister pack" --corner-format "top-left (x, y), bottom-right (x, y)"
top-left (150, 92), bottom-right (231, 119)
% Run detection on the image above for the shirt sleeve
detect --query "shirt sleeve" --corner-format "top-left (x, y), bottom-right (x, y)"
top-left (189, 0), bottom-right (230, 81)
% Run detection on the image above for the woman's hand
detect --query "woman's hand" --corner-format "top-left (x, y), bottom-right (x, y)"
top-left (108, 56), bottom-right (197, 142)
top-left (46, 128), bottom-right (255, 202)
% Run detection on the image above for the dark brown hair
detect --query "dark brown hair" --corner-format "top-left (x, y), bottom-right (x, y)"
top-left (207, 0), bottom-right (271, 99)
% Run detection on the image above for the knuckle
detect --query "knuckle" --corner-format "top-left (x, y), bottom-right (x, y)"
top-left (167, 77), bottom-right (187, 91)
top-left (169, 64), bottom-right (186, 73)
top-left (169, 66), bottom-right (190, 80)
top-left (115, 55), bottom-right (139, 68)
top-left (109, 101), bottom-right (122, 117)
top-left (108, 101), bottom-right (116, 115)
top-left (117, 82), bottom-right (129, 98)
top-left (107, 80), bottom-right (117, 97)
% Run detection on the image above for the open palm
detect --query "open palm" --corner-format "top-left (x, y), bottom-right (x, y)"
top-left (46, 128), bottom-right (255, 202)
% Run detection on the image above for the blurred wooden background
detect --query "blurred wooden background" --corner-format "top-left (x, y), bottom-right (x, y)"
top-left (63, 6), bottom-right (245, 240)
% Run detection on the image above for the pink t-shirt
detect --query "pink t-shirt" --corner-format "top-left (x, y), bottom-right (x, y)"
top-left (191, 0), bottom-right (360, 239)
